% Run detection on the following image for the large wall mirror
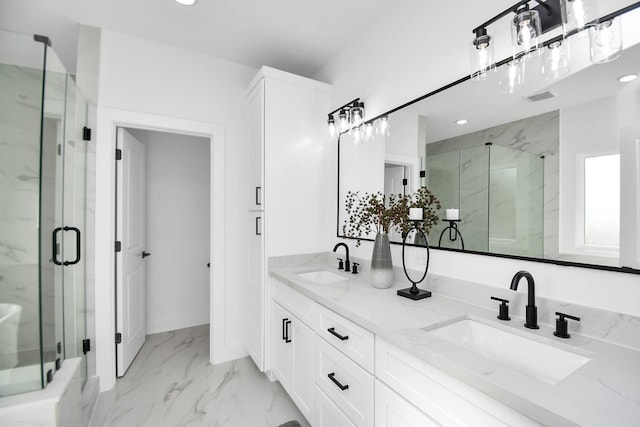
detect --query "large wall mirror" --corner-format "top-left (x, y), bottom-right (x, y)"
top-left (338, 4), bottom-right (640, 273)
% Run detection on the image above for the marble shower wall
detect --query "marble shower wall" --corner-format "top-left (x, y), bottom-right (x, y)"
top-left (426, 111), bottom-right (559, 258)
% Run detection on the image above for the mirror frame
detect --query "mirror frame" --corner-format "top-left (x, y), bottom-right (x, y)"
top-left (336, 2), bottom-right (640, 275)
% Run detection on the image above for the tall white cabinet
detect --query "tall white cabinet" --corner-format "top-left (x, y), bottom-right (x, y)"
top-left (244, 66), bottom-right (332, 371)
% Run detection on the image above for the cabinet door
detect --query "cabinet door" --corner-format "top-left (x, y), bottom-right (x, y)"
top-left (247, 79), bottom-right (264, 210)
top-left (246, 212), bottom-right (264, 370)
top-left (315, 386), bottom-right (357, 427)
top-left (272, 301), bottom-right (292, 386)
top-left (375, 380), bottom-right (440, 427)
top-left (291, 316), bottom-right (315, 424)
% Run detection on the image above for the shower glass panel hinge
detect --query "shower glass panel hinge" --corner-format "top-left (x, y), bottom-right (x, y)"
top-left (402, 178), bottom-right (408, 186)
top-left (83, 339), bottom-right (91, 354)
top-left (115, 333), bottom-right (122, 344)
top-left (57, 144), bottom-right (62, 156)
top-left (83, 126), bottom-right (92, 141)
top-left (116, 148), bottom-right (122, 160)
top-left (115, 241), bottom-right (122, 252)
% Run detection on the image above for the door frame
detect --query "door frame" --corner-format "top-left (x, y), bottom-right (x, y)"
top-left (95, 107), bottom-right (226, 391)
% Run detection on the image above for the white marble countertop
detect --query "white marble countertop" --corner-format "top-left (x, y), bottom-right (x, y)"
top-left (270, 254), bottom-right (640, 427)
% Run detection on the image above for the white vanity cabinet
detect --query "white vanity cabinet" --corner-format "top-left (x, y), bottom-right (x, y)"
top-left (244, 67), bottom-right (332, 372)
top-left (272, 301), bottom-right (315, 423)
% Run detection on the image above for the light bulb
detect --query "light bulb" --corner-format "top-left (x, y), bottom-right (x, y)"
top-left (327, 115), bottom-right (336, 138)
top-left (338, 109), bottom-right (349, 132)
top-left (542, 41), bottom-right (570, 79)
top-left (350, 102), bottom-right (364, 127)
top-left (561, 0), bottom-right (596, 33)
top-left (364, 123), bottom-right (374, 141)
top-left (352, 126), bottom-right (363, 144)
top-left (500, 59), bottom-right (525, 95)
top-left (511, 7), bottom-right (541, 59)
top-left (470, 28), bottom-right (494, 80)
top-left (377, 116), bottom-right (390, 137)
top-left (589, 19), bottom-right (622, 64)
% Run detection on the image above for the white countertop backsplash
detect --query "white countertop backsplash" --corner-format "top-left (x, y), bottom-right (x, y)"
top-left (269, 252), bottom-right (640, 427)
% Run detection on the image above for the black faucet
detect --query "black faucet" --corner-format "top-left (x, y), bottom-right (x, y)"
top-left (509, 270), bottom-right (539, 329)
top-left (333, 242), bottom-right (351, 272)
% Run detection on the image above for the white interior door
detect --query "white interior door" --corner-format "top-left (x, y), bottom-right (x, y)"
top-left (116, 127), bottom-right (147, 377)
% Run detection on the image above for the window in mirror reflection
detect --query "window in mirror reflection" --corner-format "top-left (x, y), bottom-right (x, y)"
top-left (584, 153), bottom-right (620, 249)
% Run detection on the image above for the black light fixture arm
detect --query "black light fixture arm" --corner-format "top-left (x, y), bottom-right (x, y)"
top-left (327, 98), bottom-right (360, 118)
top-left (472, 0), bottom-right (531, 34)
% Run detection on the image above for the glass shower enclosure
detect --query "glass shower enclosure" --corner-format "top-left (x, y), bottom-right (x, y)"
top-left (426, 143), bottom-right (544, 258)
top-left (0, 30), bottom-right (88, 397)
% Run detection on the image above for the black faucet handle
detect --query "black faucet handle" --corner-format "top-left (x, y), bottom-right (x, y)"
top-left (352, 263), bottom-right (359, 274)
top-left (490, 296), bottom-right (510, 321)
top-left (554, 312), bottom-right (580, 339)
top-left (337, 258), bottom-right (344, 270)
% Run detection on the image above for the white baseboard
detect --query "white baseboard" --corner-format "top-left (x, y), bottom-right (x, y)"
top-left (146, 312), bottom-right (209, 335)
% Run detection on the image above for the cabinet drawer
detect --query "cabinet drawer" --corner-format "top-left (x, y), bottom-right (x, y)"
top-left (272, 277), bottom-right (316, 327)
top-left (316, 336), bottom-right (374, 427)
top-left (315, 386), bottom-right (356, 427)
top-left (315, 304), bottom-right (374, 373)
top-left (375, 338), bottom-right (540, 427)
top-left (374, 380), bottom-right (440, 427)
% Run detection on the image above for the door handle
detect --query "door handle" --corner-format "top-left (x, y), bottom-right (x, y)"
top-left (255, 186), bottom-right (262, 206)
top-left (255, 216), bottom-right (262, 236)
top-left (282, 318), bottom-right (289, 341)
top-left (63, 226), bottom-right (81, 266)
top-left (141, 251), bottom-right (151, 259)
top-left (327, 372), bottom-right (349, 391)
top-left (52, 227), bottom-right (63, 265)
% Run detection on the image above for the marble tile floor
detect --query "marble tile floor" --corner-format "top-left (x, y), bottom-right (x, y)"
top-left (90, 325), bottom-right (309, 427)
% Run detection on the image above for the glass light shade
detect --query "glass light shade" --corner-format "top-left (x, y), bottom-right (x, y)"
top-left (327, 116), bottom-right (336, 138)
top-left (589, 19), bottom-right (622, 64)
top-left (350, 103), bottom-right (364, 127)
top-left (377, 116), bottom-right (390, 137)
top-left (338, 109), bottom-right (349, 132)
top-left (470, 29), bottom-right (495, 80)
top-left (364, 123), bottom-right (374, 141)
top-left (500, 58), bottom-right (525, 95)
top-left (560, 0), bottom-right (596, 33)
top-left (542, 41), bottom-right (570, 79)
top-left (352, 126), bottom-right (363, 144)
top-left (511, 8), bottom-right (542, 58)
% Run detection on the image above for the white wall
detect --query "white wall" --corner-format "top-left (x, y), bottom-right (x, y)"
top-left (319, 0), bottom-right (640, 317)
top-left (94, 30), bottom-right (257, 390)
top-left (129, 129), bottom-right (210, 334)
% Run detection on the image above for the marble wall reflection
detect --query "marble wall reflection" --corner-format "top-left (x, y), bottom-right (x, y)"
top-left (426, 111), bottom-right (559, 258)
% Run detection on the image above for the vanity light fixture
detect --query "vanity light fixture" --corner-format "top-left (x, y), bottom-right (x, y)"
top-left (377, 115), bottom-right (390, 137)
top-left (617, 74), bottom-right (638, 83)
top-left (327, 98), bottom-right (365, 141)
top-left (469, 0), bottom-right (624, 91)
top-left (470, 28), bottom-right (495, 80)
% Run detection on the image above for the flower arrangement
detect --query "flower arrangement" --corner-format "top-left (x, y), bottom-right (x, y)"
top-left (342, 187), bottom-right (441, 246)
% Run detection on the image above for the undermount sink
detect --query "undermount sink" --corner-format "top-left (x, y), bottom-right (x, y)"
top-left (423, 317), bottom-right (591, 385)
top-left (297, 270), bottom-right (348, 284)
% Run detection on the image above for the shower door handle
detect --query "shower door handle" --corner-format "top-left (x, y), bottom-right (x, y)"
top-left (63, 226), bottom-right (81, 266)
top-left (52, 227), bottom-right (63, 265)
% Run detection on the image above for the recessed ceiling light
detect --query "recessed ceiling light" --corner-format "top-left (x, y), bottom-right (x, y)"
top-left (455, 119), bottom-right (468, 125)
top-left (617, 74), bottom-right (638, 83)
top-left (175, 0), bottom-right (197, 5)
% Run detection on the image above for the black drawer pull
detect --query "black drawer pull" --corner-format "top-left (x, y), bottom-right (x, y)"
top-left (328, 372), bottom-right (349, 391)
top-left (282, 318), bottom-right (288, 341)
top-left (327, 327), bottom-right (349, 341)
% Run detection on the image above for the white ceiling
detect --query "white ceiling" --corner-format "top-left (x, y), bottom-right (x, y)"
top-left (0, 0), bottom-right (395, 76)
